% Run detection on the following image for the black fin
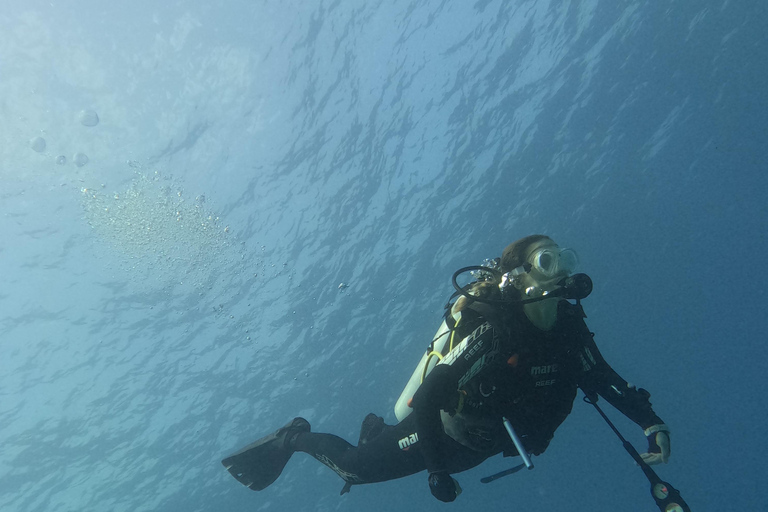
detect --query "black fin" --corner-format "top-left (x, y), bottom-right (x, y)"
top-left (221, 417), bottom-right (310, 491)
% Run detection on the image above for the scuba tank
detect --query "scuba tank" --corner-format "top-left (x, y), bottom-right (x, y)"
top-left (394, 263), bottom-right (501, 422)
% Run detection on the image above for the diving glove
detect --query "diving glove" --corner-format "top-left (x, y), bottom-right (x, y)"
top-left (640, 424), bottom-right (670, 465)
top-left (428, 471), bottom-right (462, 502)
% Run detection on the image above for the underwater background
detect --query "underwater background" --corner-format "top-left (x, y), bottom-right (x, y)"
top-left (1, 1), bottom-right (766, 510)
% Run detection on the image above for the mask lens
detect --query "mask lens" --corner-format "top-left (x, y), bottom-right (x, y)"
top-left (558, 248), bottom-right (578, 274)
top-left (531, 248), bottom-right (578, 277)
top-left (533, 250), bottom-right (558, 276)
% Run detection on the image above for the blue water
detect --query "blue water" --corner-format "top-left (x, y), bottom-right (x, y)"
top-left (1, 1), bottom-right (766, 511)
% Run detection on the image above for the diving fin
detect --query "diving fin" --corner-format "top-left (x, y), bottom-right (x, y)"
top-left (222, 417), bottom-right (311, 491)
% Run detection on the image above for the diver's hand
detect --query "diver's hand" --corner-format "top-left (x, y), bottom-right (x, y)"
top-left (641, 424), bottom-right (670, 465)
top-left (428, 471), bottom-right (462, 502)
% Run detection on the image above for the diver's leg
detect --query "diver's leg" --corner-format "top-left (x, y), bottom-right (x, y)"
top-left (293, 414), bottom-right (427, 487)
top-left (222, 414), bottom-right (491, 493)
top-left (294, 412), bottom-right (493, 486)
top-left (352, 413), bottom-right (491, 477)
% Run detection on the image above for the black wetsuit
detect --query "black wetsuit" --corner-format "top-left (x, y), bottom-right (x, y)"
top-left (294, 299), bottom-right (663, 488)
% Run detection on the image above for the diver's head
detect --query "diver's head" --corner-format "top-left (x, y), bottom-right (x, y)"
top-left (500, 235), bottom-right (579, 300)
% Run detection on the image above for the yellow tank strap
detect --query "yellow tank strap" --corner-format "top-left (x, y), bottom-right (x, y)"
top-left (421, 351), bottom-right (444, 383)
top-left (420, 313), bottom-right (462, 383)
top-left (448, 315), bottom-right (461, 351)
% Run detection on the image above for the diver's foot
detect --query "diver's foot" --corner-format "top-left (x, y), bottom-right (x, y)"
top-left (222, 417), bottom-right (311, 491)
top-left (279, 417), bottom-right (311, 448)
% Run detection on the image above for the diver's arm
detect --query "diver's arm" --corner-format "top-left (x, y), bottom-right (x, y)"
top-left (411, 314), bottom-right (503, 499)
top-left (578, 335), bottom-right (664, 429)
top-left (410, 363), bottom-right (461, 473)
top-left (561, 302), bottom-right (664, 429)
top-left (577, 328), bottom-right (671, 464)
top-left (410, 363), bottom-right (464, 502)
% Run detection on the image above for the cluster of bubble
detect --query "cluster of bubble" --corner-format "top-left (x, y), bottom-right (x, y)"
top-left (28, 109), bottom-right (98, 166)
top-left (81, 167), bottom-right (239, 287)
top-left (469, 258), bottom-right (503, 282)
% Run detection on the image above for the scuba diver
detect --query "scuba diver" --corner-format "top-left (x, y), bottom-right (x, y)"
top-left (222, 235), bottom-right (672, 503)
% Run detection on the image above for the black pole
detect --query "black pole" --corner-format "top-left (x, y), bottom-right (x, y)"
top-left (582, 393), bottom-right (692, 512)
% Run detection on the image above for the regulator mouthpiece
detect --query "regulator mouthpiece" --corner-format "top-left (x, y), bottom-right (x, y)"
top-left (558, 273), bottom-right (592, 300)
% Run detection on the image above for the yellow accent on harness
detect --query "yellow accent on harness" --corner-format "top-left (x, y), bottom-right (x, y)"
top-left (449, 316), bottom-right (461, 351)
top-left (419, 316), bottom-right (462, 383)
top-left (421, 351), bottom-right (443, 383)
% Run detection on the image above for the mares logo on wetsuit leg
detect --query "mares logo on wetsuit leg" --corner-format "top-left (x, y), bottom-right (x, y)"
top-left (398, 432), bottom-right (419, 450)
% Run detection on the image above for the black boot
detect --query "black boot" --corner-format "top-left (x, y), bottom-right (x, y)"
top-left (222, 417), bottom-right (311, 491)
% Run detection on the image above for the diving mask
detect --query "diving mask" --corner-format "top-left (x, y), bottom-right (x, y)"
top-left (528, 247), bottom-right (578, 279)
top-left (499, 247), bottom-right (579, 299)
